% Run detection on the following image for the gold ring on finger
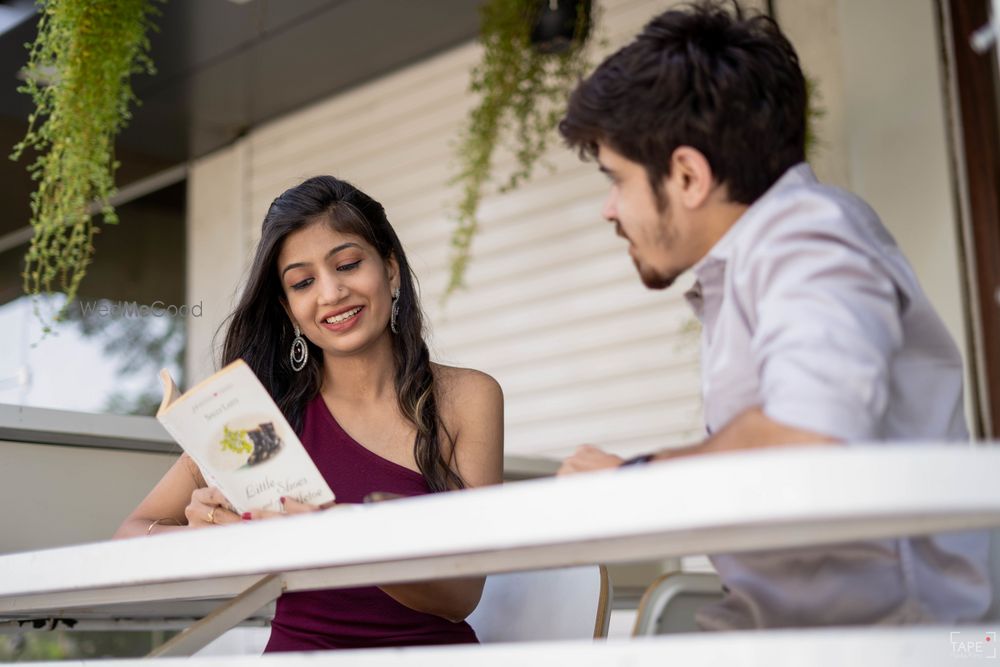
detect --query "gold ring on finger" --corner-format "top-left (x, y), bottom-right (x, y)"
top-left (207, 508), bottom-right (217, 524)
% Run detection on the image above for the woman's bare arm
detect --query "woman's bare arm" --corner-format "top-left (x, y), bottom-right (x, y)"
top-left (113, 454), bottom-right (240, 538)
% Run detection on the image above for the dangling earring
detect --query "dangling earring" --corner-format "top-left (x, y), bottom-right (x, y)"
top-left (290, 324), bottom-right (308, 372)
top-left (390, 287), bottom-right (400, 334)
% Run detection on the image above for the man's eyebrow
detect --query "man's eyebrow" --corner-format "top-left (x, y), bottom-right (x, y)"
top-left (280, 242), bottom-right (360, 278)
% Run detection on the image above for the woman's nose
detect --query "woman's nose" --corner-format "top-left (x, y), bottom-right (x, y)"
top-left (317, 272), bottom-right (346, 303)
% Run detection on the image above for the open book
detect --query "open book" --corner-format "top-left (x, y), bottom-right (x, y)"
top-left (157, 360), bottom-right (335, 514)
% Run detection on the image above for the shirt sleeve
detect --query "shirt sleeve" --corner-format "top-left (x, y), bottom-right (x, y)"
top-left (745, 212), bottom-right (904, 441)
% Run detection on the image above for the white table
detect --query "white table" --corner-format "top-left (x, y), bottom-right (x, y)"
top-left (1, 445), bottom-right (998, 656)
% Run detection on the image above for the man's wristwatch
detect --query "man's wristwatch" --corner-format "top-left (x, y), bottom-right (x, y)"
top-left (619, 453), bottom-right (654, 467)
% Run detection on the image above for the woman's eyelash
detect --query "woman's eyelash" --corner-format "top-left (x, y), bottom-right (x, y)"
top-left (289, 261), bottom-right (360, 289)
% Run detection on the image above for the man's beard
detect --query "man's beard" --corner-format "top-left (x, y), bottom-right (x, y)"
top-left (635, 257), bottom-right (676, 290)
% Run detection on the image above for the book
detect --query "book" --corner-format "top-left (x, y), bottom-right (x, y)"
top-left (156, 360), bottom-right (335, 514)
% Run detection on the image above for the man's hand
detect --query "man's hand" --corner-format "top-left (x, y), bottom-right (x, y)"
top-left (556, 409), bottom-right (837, 478)
top-left (557, 445), bottom-right (623, 476)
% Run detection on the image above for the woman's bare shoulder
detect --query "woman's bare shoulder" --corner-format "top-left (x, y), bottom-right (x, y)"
top-left (431, 363), bottom-right (504, 487)
top-left (432, 362), bottom-right (503, 405)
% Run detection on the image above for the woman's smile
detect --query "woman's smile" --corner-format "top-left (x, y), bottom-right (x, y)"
top-left (319, 305), bottom-right (364, 332)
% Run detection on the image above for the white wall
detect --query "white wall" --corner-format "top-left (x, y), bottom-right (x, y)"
top-left (775, 0), bottom-right (851, 189)
top-left (186, 0), bottom-right (975, 458)
top-left (0, 442), bottom-right (176, 553)
top-left (186, 143), bottom-right (253, 385)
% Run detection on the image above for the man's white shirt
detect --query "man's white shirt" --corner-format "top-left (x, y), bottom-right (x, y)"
top-left (684, 163), bottom-right (990, 629)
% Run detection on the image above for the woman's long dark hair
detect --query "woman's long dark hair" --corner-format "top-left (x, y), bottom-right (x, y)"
top-left (219, 176), bottom-right (464, 492)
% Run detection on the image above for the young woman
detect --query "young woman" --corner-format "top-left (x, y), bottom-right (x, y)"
top-left (114, 176), bottom-right (504, 650)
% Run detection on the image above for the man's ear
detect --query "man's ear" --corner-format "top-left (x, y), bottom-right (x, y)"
top-left (670, 146), bottom-right (715, 209)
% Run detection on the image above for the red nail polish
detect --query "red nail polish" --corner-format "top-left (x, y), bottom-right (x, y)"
top-left (280, 496), bottom-right (286, 504)
top-left (242, 512), bottom-right (252, 520)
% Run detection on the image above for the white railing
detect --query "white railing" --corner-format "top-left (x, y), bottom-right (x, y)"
top-left (2, 444), bottom-right (999, 663)
top-left (14, 628), bottom-right (1000, 666)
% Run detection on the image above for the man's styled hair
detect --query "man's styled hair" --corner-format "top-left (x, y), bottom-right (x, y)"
top-left (559, 1), bottom-right (807, 204)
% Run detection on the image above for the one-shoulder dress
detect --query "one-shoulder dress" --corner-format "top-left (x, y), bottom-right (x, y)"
top-left (264, 394), bottom-right (479, 651)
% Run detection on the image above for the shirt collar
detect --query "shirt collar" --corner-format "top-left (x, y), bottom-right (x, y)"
top-left (689, 162), bottom-right (817, 281)
top-left (684, 163), bottom-right (815, 315)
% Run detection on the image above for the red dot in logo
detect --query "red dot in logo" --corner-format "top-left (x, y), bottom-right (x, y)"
top-left (988, 636), bottom-right (993, 642)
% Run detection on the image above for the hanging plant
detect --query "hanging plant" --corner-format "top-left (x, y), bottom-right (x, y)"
top-left (447, 0), bottom-right (594, 296)
top-left (10, 0), bottom-right (159, 333)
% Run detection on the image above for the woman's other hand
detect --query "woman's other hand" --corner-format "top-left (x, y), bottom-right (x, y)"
top-left (241, 496), bottom-right (338, 520)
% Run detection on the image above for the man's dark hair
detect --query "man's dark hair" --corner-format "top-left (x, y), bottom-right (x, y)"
top-left (559, 1), bottom-right (807, 204)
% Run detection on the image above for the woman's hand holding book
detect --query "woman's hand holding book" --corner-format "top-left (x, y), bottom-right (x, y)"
top-left (185, 486), bottom-right (241, 527)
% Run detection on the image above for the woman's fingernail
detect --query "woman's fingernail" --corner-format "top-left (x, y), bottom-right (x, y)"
top-left (242, 512), bottom-right (252, 521)
top-left (280, 496), bottom-right (286, 504)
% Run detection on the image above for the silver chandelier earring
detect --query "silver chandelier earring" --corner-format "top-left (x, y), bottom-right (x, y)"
top-left (390, 287), bottom-right (400, 334)
top-left (290, 324), bottom-right (308, 372)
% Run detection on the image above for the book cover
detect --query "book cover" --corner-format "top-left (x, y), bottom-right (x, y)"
top-left (157, 360), bottom-right (335, 514)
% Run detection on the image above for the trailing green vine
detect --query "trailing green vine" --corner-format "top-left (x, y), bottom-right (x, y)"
top-left (447, 0), bottom-right (594, 297)
top-left (10, 0), bottom-right (159, 333)
top-left (805, 74), bottom-right (825, 160)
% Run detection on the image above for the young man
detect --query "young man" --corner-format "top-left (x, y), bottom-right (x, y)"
top-left (556, 1), bottom-right (991, 629)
